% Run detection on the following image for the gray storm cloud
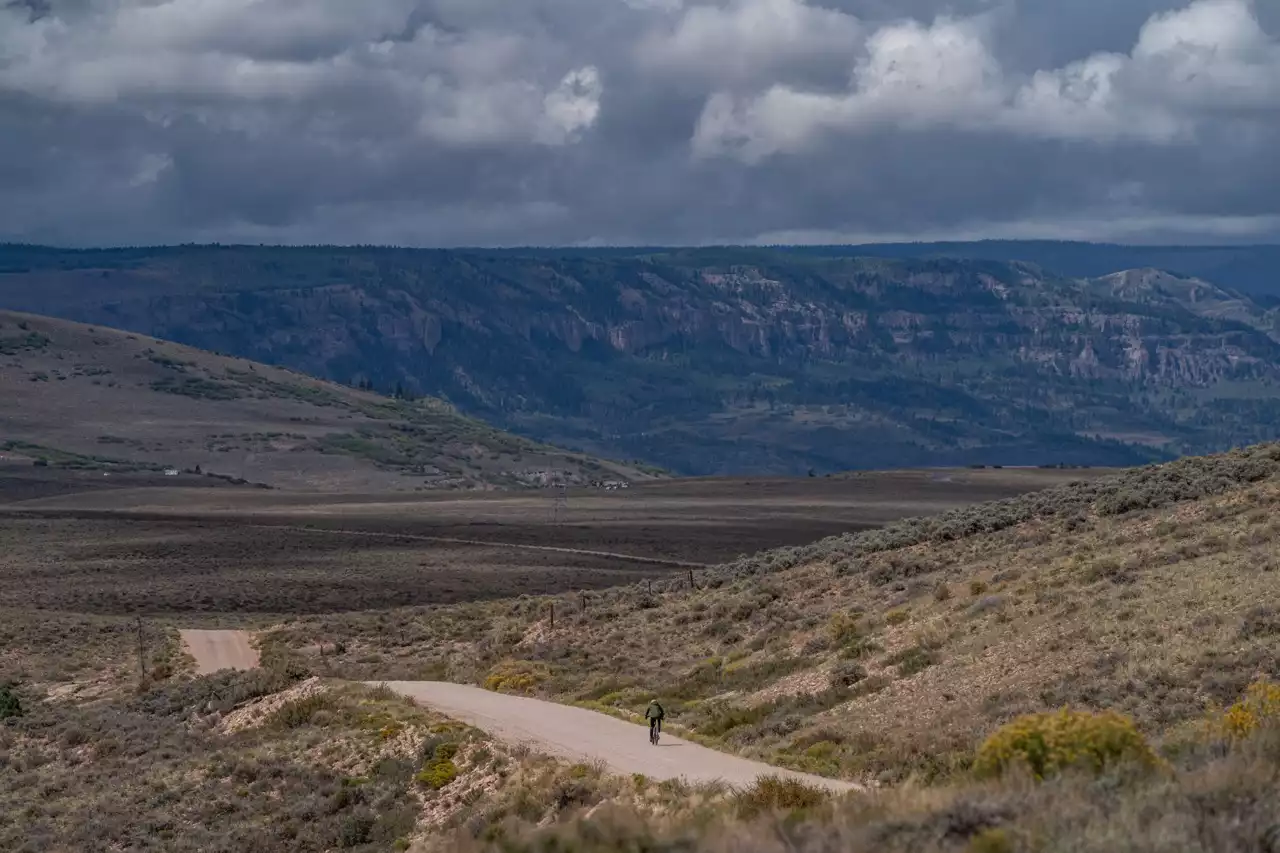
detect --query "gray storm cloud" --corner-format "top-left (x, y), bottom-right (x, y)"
top-left (0, 0), bottom-right (1277, 246)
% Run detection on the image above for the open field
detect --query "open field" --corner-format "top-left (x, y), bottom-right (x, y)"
top-left (0, 466), bottom-right (1107, 616)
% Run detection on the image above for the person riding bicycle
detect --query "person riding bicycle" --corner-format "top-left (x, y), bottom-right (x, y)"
top-left (645, 698), bottom-right (665, 741)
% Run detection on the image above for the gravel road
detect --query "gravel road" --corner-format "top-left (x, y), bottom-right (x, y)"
top-left (179, 629), bottom-right (856, 791)
top-left (378, 680), bottom-right (858, 792)
top-left (179, 629), bottom-right (260, 674)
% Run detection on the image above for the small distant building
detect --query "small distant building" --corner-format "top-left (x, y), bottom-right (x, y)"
top-left (163, 468), bottom-right (179, 477)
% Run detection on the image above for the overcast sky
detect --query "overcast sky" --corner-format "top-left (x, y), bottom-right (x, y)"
top-left (2, 0), bottom-right (1278, 247)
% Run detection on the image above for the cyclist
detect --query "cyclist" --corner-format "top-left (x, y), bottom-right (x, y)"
top-left (645, 698), bottom-right (665, 743)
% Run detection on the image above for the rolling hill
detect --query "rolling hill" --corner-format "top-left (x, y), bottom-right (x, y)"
top-left (3, 244), bottom-right (1280, 474)
top-left (0, 311), bottom-right (656, 491)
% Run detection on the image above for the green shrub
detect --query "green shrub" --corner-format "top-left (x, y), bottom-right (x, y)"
top-left (0, 685), bottom-right (22, 720)
top-left (974, 708), bottom-right (1159, 780)
top-left (885, 608), bottom-right (911, 626)
top-left (414, 741), bottom-right (463, 791)
top-left (1207, 678), bottom-right (1280, 740)
top-left (484, 660), bottom-right (550, 694)
top-left (416, 758), bottom-right (459, 790)
top-left (829, 661), bottom-right (866, 689)
top-left (150, 376), bottom-right (243, 400)
top-left (338, 811), bottom-right (375, 848)
top-left (697, 703), bottom-right (772, 738)
top-left (967, 828), bottom-right (1014, 853)
top-left (888, 645), bottom-right (937, 677)
top-left (838, 636), bottom-right (882, 660)
top-left (827, 612), bottom-right (862, 647)
top-left (734, 775), bottom-right (829, 819)
top-left (267, 692), bottom-right (336, 729)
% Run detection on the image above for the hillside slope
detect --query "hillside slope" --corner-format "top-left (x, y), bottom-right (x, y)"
top-left (3, 246), bottom-right (1280, 473)
top-left (0, 311), bottom-right (654, 491)
top-left (273, 442), bottom-right (1280, 783)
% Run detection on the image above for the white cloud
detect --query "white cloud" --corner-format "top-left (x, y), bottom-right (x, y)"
top-left (693, 13), bottom-right (1002, 159)
top-left (623, 0), bottom-right (685, 10)
top-left (694, 0), bottom-right (1280, 160)
top-left (0, 0), bottom-right (1277, 246)
top-left (843, 15), bottom-right (1004, 125)
top-left (1131, 0), bottom-right (1280, 110)
top-left (751, 212), bottom-right (1280, 246)
top-left (1010, 0), bottom-right (1280, 141)
top-left (0, 0), bottom-right (601, 148)
top-left (637, 0), bottom-right (862, 86)
top-left (539, 66), bottom-right (604, 145)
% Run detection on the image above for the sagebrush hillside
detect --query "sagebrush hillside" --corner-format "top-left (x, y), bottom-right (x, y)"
top-left (10, 444), bottom-right (1280, 852)
top-left (0, 311), bottom-right (655, 491)
top-left (271, 442), bottom-right (1280, 783)
top-left (5, 245), bottom-right (1280, 473)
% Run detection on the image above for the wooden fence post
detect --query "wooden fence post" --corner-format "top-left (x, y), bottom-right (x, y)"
top-left (135, 616), bottom-right (146, 685)
top-left (549, 602), bottom-right (555, 630)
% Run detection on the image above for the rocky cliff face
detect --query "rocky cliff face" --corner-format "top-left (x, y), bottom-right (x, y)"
top-left (2, 246), bottom-right (1278, 474)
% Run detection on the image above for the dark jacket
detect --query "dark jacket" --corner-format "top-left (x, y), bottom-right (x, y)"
top-left (645, 702), bottom-right (665, 721)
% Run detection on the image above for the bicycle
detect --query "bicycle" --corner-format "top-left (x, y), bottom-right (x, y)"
top-left (649, 720), bottom-right (661, 746)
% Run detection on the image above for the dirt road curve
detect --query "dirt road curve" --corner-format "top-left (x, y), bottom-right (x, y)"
top-left (180, 629), bottom-right (260, 674)
top-left (178, 629), bottom-right (854, 790)
top-left (378, 681), bottom-right (859, 792)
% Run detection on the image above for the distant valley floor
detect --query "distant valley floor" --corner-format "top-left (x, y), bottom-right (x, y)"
top-left (0, 466), bottom-right (1106, 616)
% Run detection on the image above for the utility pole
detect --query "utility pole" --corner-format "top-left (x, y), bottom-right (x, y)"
top-left (135, 616), bottom-right (146, 686)
top-left (551, 482), bottom-right (568, 525)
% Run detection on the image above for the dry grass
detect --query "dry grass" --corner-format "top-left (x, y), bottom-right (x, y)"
top-left (0, 608), bottom-right (184, 690)
top-left (440, 722), bottom-right (1280, 853)
top-left (1, 654), bottom-right (665, 853)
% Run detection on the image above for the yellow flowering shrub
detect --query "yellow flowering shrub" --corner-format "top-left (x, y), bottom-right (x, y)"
top-left (1207, 678), bottom-right (1280, 740)
top-left (483, 660), bottom-right (550, 694)
top-left (974, 708), bottom-right (1158, 780)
